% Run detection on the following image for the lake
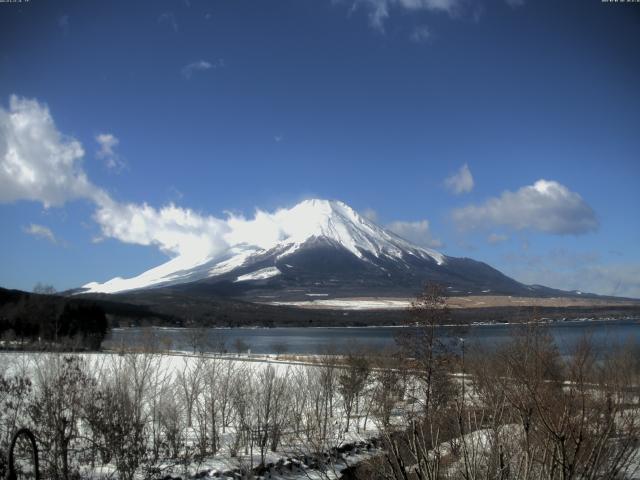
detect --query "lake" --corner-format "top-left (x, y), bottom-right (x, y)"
top-left (103, 318), bottom-right (640, 355)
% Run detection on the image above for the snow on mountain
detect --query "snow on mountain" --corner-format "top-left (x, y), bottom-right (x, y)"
top-left (81, 199), bottom-right (446, 294)
top-left (235, 267), bottom-right (281, 282)
top-left (266, 199), bottom-right (444, 264)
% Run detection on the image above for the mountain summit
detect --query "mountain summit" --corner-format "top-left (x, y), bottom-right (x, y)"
top-left (82, 199), bottom-right (548, 299)
top-left (252, 199), bottom-right (445, 265)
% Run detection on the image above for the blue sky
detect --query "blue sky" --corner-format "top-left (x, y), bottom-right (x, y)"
top-left (0, 0), bottom-right (639, 297)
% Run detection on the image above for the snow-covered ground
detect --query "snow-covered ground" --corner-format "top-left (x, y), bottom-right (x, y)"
top-left (235, 266), bottom-right (281, 282)
top-left (267, 298), bottom-right (412, 310)
top-left (0, 351), bottom-right (384, 480)
top-left (2, 350), bottom-right (639, 480)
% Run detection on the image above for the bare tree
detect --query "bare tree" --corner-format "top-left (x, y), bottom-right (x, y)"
top-left (195, 356), bottom-right (226, 456)
top-left (176, 357), bottom-right (203, 428)
top-left (234, 338), bottom-right (249, 355)
top-left (240, 364), bottom-right (292, 467)
top-left (374, 283), bottom-right (459, 480)
top-left (337, 349), bottom-right (371, 433)
top-left (32, 283), bottom-right (56, 295)
top-left (157, 392), bottom-right (185, 459)
top-left (86, 377), bottom-right (148, 480)
top-left (371, 355), bottom-right (403, 428)
top-left (185, 327), bottom-right (211, 354)
top-left (396, 282), bottom-right (456, 416)
top-left (230, 365), bottom-right (256, 459)
top-left (317, 347), bottom-right (339, 418)
top-left (452, 322), bottom-right (640, 480)
top-left (28, 355), bottom-right (96, 480)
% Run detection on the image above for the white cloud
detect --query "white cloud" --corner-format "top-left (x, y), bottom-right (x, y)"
top-left (410, 25), bottom-right (431, 43)
top-left (0, 95), bottom-right (96, 207)
top-left (1, 94), bottom-right (448, 284)
top-left (452, 179), bottom-right (598, 235)
top-left (444, 163), bottom-right (474, 194)
top-left (181, 59), bottom-right (223, 79)
top-left (274, 135), bottom-right (284, 143)
top-left (0, 95), bottom-right (232, 264)
top-left (224, 210), bottom-right (287, 251)
top-left (344, 0), bottom-right (460, 31)
top-left (387, 219), bottom-right (443, 248)
top-left (23, 223), bottom-right (58, 244)
top-left (93, 198), bottom-right (230, 261)
top-left (487, 233), bottom-right (508, 244)
top-left (96, 133), bottom-right (125, 172)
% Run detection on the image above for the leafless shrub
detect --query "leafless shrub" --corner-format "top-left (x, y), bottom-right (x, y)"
top-left (28, 355), bottom-right (94, 480)
top-left (338, 349), bottom-right (371, 433)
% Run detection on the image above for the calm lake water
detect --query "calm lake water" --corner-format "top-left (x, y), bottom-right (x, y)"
top-left (104, 318), bottom-right (640, 355)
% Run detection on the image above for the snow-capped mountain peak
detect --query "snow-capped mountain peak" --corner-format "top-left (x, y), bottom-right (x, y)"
top-left (267, 199), bottom-right (443, 263)
top-left (81, 199), bottom-right (445, 294)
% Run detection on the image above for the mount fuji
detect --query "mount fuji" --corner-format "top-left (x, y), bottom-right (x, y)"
top-left (80, 199), bottom-right (562, 301)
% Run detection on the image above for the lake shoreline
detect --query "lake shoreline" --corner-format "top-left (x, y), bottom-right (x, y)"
top-left (103, 317), bottom-right (640, 356)
top-left (111, 315), bottom-right (639, 331)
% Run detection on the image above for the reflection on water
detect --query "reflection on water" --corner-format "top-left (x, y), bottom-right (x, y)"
top-left (103, 319), bottom-right (640, 355)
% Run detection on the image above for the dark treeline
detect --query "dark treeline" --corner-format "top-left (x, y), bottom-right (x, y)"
top-left (0, 286), bottom-right (108, 350)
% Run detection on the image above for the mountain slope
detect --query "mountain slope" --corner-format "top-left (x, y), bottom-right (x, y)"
top-left (80, 199), bottom-right (571, 300)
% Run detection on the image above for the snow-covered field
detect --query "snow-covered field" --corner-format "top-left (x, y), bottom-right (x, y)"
top-left (2, 349), bottom-right (639, 480)
top-left (0, 351), bottom-right (385, 480)
top-left (267, 298), bottom-right (412, 310)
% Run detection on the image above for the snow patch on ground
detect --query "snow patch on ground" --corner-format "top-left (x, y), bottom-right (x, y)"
top-left (235, 266), bottom-right (281, 282)
top-left (269, 298), bottom-right (412, 310)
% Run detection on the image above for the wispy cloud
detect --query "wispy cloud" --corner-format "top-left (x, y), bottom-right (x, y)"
top-left (503, 249), bottom-right (640, 299)
top-left (181, 59), bottom-right (224, 79)
top-left (387, 219), bottom-right (443, 249)
top-left (96, 133), bottom-right (126, 172)
top-left (410, 25), bottom-right (431, 43)
top-left (357, 209), bottom-right (443, 248)
top-left (452, 180), bottom-right (598, 235)
top-left (158, 12), bottom-right (178, 32)
top-left (343, 0), bottom-right (462, 31)
top-left (168, 186), bottom-right (184, 201)
top-left (444, 163), bottom-right (474, 194)
top-left (363, 208), bottom-right (379, 223)
top-left (24, 224), bottom-right (58, 245)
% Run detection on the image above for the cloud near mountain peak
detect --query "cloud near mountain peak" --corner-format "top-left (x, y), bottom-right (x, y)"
top-left (452, 179), bottom-right (598, 235)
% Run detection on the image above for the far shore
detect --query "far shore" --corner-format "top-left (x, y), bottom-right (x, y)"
top-left (265, 294), bottom-right (640, 310)
top-left (111, 316), bottom-right (640, 331)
